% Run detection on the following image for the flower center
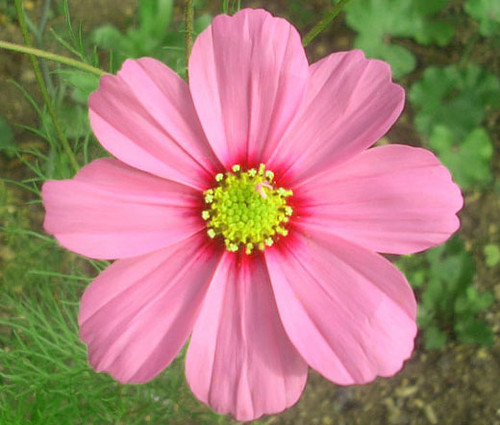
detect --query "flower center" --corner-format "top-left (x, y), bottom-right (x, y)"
top-left (202, 164), bottom-right (293, 254)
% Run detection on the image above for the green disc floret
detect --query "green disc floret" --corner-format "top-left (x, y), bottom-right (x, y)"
top-left (202, 164), bottom-right (293, 254)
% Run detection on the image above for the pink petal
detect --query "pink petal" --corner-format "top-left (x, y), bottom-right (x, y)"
top-left (42, 158), bottom-right (203, 259)
top-left (188, 8), bottom-right (309, 167)
top-left (266, 228), bottom-right (417, 385)
top-left (89, 58), bottom-right (219, 190)
top-left (185, 254), bottom-right (308, 422)
top-left (79, 233), bottom-right (221, 383)
top-left (268, 50), bottom-right (404, 184)
top-left (297, 145), bottom-right (463, 254)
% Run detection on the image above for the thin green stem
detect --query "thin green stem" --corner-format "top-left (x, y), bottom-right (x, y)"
top-left (184, 0), bottom-right (194, 64)
top-left (14, 0), bottom-right (80, 173)
top-left (0, 41), bottom-right (105, 76)
top-left (38, 0), bottom-right (52, 35)
top-left (37, 0), bottom-right (55, 94)
top-left (302, 0), bottom-right (353, 47)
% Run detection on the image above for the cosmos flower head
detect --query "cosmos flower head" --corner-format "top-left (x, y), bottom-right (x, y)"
top-left (42, 8), bottom-right (463, 422)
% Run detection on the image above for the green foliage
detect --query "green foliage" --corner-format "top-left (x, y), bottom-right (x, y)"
top-left (221, 0), bottom-right (243, 15)
top-left (339, 0), bottom-right (454, 78)
top-left (465, 0), bottom-right (500, 36)
top-left (0, 0), bottom-right (17, 20)
top-left (41, 101), bottom-right (90, 141)
top-left (91, 0), bottom-right (211, 74)
top-left (1, 282), bottom-right (223, 425)
top-left (483, 244), bottom-right (500, 267)
top-left (409, 64), bottom-right (500, 139)
top-left (55, 70), bottom-right (100, 104)
top-left (429, 126), bottom-right (493, 189)
top-left (287, 0), bottom-right (316, 28)
top-left (409, 64), bottom-right (499, 189)
top-left (398, 237), bottom-right (494, 350)
top-left (0, 203), bottom-right (226, 425)
top-left (9, 80), bottom-right (82, 181)
top-left (0, 116), bottom-right (17, 157)
top-left (422, 326), bottom-right (448, 350)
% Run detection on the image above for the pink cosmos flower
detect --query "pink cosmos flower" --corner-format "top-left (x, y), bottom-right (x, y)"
top-left (42, 8), bottom-right (463, 422)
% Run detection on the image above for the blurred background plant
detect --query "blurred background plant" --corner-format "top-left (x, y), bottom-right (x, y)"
top-left (1, 0), bottom-right (499, 424)
top-left (336, 0), bottom-right (456, 78)
top-left (398, 236), bottom-right (494, 350)
top-left (91, 0), bottom-right (211, 75)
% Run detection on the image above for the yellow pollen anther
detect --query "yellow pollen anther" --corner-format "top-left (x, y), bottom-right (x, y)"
top-left (202, 164), bottom-right (293, 254)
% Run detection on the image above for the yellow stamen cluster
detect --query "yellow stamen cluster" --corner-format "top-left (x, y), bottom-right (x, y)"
top-left (202, 164), bottom-right (293, 254)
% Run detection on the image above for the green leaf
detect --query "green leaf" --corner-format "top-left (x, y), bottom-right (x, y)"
top-left (426, 237), bottom-right (475, 294)
top-left (91, 25), bottom-right (124, 51)
top-left (410, 65), bottom-right (500, 140)
top-left (414, 20), bottom-right (455, 46)
top-left (483, 244), bottom-right (500, 267)
top-left (424, 325), bottom-right (448, 350)
top-left (423, 237), bottom-right (475, 320)
top-left (415, 0), bottom-right (449, 16)
top-left (42, 104), bottom-right (90, 141)
top-left (455, 318), bottom-right (494, 346)
top-left (194, 13), bottom-right (213, 33)
top-left (429, 126), bottom-right (493, 189)
top-left (410, 269), bottom-right (426, 288)
top-left (416, 304), bottom-right (433, 328)
top-left (421, 277), bottom-right (445, 311)
top-left (354, 34), bottom-right (417, 79)
top-left (341, 0), bottom-right (454, 78)
top-left (455, 287), bottom-right (494, 315)
top-left (396, 254), bottom-right (428, 290)
top-left (139, 0), bottom-right (174, 40)
top-left (56, 70), bottom-right (100, 104)
top-left (287, 0), bottom-right (317, 27)
top-left (0, 116), bottom-right (16, 157)
top-left (90, 2), bottom-right (212, 74)
top-left (465, 0), bottom-right (500, 36)
top-left (401, 237), bottom-right (494, 349)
